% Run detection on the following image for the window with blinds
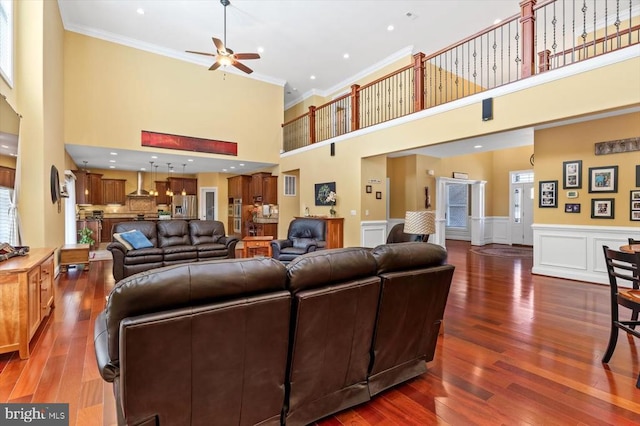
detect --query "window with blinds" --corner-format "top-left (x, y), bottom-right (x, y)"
top-left (283, 174), bottom-right (296, 196)
top-left (0, 187), bottom-right (11, 243)
top-left (0, 0), bottom-right (13, 86)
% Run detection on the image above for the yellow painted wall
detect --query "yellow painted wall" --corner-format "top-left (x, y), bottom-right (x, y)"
top-left (361, 155), bottom-right (387, 221)
top-left (488, 145), bottom-right (534, 216)
top-left (535, 112), bottom-right (640, 226)
top-left (64, 32), bottom-right (283, 166)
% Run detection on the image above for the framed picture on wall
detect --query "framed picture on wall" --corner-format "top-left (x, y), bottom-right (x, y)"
top-left (539, 180), bottom-right (558, 208)
top-left (631, 190), bottom-right (640, 221)
top-left (564, 203), bottom-right (581, 213)
top-left (562, 160), bottom-right (582, 189)
top-left (314, 182), bottom-right (336, 206)
top-left (588, 165), bottom-right (618, 193)
top-left (591, 198), bottom-right (615, 219)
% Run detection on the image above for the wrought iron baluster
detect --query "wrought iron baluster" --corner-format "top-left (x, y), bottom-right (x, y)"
top-left (552, 2), bottom-right (558, 69)
top-left (492, 29), bottom-right (497, 88)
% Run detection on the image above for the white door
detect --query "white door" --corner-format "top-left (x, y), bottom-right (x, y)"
top-left (199, 187), bottom-right (217, 220)
top-left (510, 181), bottom-right (534, 245)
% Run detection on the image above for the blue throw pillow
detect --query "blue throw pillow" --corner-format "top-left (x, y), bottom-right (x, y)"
top-left (120, 230), bottom-right (154, 249)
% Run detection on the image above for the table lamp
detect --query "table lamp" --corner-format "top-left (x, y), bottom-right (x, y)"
top-left (403, 210), bottom-right (436, 242)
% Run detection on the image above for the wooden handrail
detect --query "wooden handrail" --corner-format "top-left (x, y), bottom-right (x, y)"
top-left (281, 111), bottom-right (310, 128)
top-left (547, 24), bottom-right (640, 60)
top-left (423, 13), bottom-right (520, 62)
top-left (315, 93), bottom-right (350, 111)
top-left (532, 0), bottom-right (558, 12)
top-left (358, 64), bottom-right (413, 92)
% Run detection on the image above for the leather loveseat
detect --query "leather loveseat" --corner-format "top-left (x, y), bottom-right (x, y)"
top-left (107, 219), bottom-right (238, 282)
top-left (94, 242), bottom-right (454, 426)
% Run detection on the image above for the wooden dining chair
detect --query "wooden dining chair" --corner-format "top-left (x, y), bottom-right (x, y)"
top-left (602, 246), bottom-right (640, 388)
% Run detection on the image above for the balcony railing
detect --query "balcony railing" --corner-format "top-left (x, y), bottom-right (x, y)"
top-left (282, 0), bottom-right (640, 152)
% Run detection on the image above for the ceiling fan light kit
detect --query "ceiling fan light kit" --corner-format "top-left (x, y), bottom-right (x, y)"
top-left (186, 0), bottom-right (260, 74)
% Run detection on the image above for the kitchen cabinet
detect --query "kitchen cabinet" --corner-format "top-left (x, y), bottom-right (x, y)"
top-left (0, 248), bottom-right (55, 359)
top-left (102, 217), bottom-right (132, 242)
top-left (102, 179), bottom-right (126, 204)
top-left (77, 219), bottom-right (101, 250)
top-left (74, 170), bottom-right (102, 205)
top-left (0, 166), bottom-right (15, 188)
top-left (227, 175), bottom-right (251, 200)
top-left (167, 177), bottom-right (197, 196)
top-left (155, 181), bottom-right (170, 205)
top-left (251, 173), bottom-right (278, 204)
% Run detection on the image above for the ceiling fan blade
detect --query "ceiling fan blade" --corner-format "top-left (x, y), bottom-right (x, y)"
top-left (212, 37), bottom-right (226, 54)
top-left (232, 60), bottom-right (253, 74)
top-left (185, 50), bottom-right (217, 57)
top-left (209, 61), bottom-right (222, 71)
top-left (234, 53), bottom-right (260, 60)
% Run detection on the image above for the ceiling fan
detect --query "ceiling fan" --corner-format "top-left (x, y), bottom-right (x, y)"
top-left (186, 0), bottom-right (260, 74)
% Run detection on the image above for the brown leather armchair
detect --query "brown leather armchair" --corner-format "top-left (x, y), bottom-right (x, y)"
top-left (386, 223), bottom-right (423, 243)
top-left (94, 258), bottom-right (290, 426)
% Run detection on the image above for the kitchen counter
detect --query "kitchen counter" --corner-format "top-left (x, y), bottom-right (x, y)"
top-left (253, 217), bottom-right (279, 224)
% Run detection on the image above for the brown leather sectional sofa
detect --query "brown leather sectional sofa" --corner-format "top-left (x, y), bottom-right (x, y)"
top-left (94, 242), bottom-right (454, 426)
top-left (107, 220), bottom-right (239, 282)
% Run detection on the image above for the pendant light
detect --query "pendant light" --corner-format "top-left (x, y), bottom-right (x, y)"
top-left (153, 164), bottom-right (159, 196)
top-left (166, 163), bottom-right (173, 197)
top-left (181, 164), bottom-right (187, 196)
top-left (149, 161), bottom-right (156, 195)
top-left (82, 161), bottom-right (89, 196)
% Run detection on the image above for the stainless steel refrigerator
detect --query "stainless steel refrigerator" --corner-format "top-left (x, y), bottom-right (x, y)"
top-left (172, 195), bottom-right (198, 219)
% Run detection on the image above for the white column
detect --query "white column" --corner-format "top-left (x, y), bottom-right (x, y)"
top-left (470, 181), bottom-right (486, 246)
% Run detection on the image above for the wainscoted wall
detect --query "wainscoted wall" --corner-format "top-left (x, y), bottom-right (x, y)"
top-left (362, 216), bottom-right (513, 249)
top-left (360, 221), bottom-right (389, 248)
top-left (532, 224), bottom-right (639, 285)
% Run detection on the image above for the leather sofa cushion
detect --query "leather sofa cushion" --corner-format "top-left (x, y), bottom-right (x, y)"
top-left (189, 220), bottom-right (226, 245)
top-left (195, 243), bottom-right (227, 252)
top-left (288, 218), bottom-right (326, 240)
top-left (157, 220), bottom-right (191, 247)
top-left (105, 258), bottom-right (287, 362)
top-left (123, 247), bottom-right (163, 265)
top-left (292, 237), bottom-right (316, 249)
top-left (372, 242), bottom-right (447, 274)
top-left (286, 247), bottom-right (377, 293)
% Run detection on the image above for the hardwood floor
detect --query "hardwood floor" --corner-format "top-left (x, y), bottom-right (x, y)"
top-left (0, 240), bottom-right (638, 425)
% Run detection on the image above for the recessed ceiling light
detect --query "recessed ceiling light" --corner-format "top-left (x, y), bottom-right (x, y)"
top-left (493, 18), bottom-right (502, 25)
top-left (222, 169), bottom-right (227, 172)
top-left (230, 166), bottom-right (236, 169)
top-left (293, 88), bottom-right (297, 91)
top-left (151, 155), bottom-right (158, 159)
top-left (109, 165), bottom-right (116, 169)
top-left (140, 167), bottom-right (146, 171)
top-left (310, 75), bottom-right (316, 80)
top-left (387, 25), bottom-right (394, 31)
top-left (239, 163), bottom-right (245, 166)
top-left (343, 53), bottom-right (349, 59)
top-left (136, 8), bottom-right (144, 15)
top-left (187, 159), bottom-right (194, 162)
top-left (10, 153), bottom-right (16, 157)
top-left (110, 152), bottom-right (118, 156)
top-left (1, 145), bottom-right (8, 148)
top-left (257, 47), bottom-right (264, 53)
top-left (474, 145), bottom-right (483, 149)
top-left (109, 160), bottom-right (116, 163)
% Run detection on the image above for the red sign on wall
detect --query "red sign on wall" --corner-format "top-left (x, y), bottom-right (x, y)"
top-left (141, 130), bottom-right (237, 156)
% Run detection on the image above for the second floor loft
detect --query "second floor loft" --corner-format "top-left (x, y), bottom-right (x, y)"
top-left (282, 0), bottom-right (640, 153)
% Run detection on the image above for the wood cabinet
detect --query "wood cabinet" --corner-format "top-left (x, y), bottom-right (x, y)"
top-left (77, 219), bottom-right (101, 250)
top-left (101, 217), bottom-right (132, 242)
top-left (155, 181), bottom-right (170, 205)
top-left (228, 175), bottom-right (251, 200)
top-left (74, 170), bottom-right (102, 205)
top-left (167, 177), bottom-right (197, 195)
top-left (0, 166), bottom-right (15, 188)
top-left (102, 179), bottom-right (126, 204)
top-left (0, 248), bottom-right (55, 359)
top-left (251, 173), bottom-right (278, 204)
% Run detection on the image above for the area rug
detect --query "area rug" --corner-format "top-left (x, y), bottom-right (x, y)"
top-left (89, 250), bottom-right (112, 262)
top-left (470, 246), bottom-right (533, 258)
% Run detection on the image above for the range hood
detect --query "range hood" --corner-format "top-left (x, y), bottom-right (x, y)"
top-left (127, 172), bottom-right (151, 197)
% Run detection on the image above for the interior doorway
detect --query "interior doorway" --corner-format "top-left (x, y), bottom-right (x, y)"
top-left (199, 187), bottom-right (218, 220)
top-left (509, 170), bottom-right (534, 245)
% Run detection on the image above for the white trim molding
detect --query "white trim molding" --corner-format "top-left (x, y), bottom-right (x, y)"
top-left (361, 220), bottom-right (388, 248)
top-left (532, 224), bottom-right (639, 285)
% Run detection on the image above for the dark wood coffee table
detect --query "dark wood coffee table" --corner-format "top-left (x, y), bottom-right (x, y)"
top-left (242, 236), bottom-right (273, 258)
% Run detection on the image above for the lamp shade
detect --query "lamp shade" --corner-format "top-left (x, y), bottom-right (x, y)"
top-left (403, 210), bottom-right (436, 235)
